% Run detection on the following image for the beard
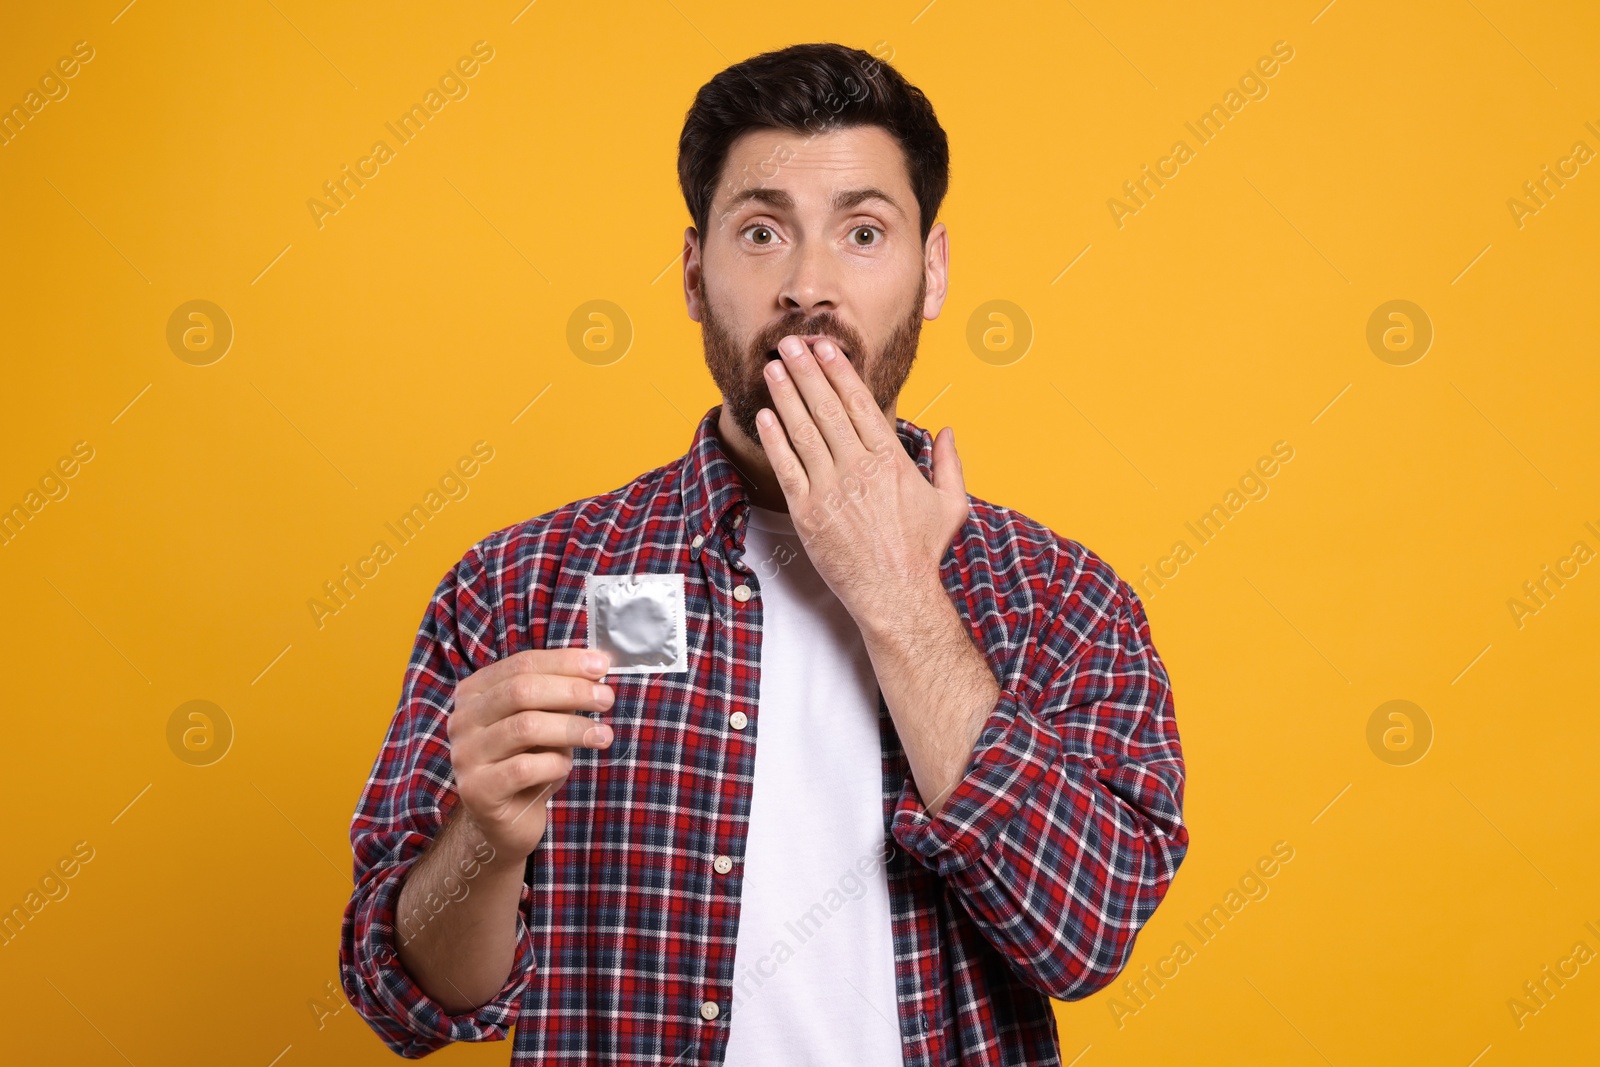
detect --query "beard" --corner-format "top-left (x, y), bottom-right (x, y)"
top-left (698, 270), bottom-right (927, 446)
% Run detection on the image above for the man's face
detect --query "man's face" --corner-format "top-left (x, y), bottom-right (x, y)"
top-left (686, 124), bottom-right (945, 446)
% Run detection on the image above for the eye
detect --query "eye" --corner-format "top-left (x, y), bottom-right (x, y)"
top-left (850, 225), bottom-right (884, 246)
top-left (741, 224), bottom-right (780, 246)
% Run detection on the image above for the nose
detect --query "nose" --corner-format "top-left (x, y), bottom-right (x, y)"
top-left (778, 233), bottom-right (840, 318)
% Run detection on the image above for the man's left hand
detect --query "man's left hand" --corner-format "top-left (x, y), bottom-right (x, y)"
top-left (754, 334), bottom-right (969, 636)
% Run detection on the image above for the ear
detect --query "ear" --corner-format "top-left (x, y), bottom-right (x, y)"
top-left (683, 226), bottom-right (704, 323)
top-left (921, 221), bottom-right (949, 321)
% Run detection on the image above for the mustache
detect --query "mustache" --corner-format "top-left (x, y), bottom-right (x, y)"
top-left (751, 320), bottom-right (864, 362)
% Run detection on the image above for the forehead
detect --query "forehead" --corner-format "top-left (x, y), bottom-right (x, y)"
top-left (714, 124), bottom-right (913, 211)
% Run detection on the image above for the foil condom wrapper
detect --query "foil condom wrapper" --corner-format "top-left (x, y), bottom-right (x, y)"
top-left (585, 572), bottom-right (689, 674)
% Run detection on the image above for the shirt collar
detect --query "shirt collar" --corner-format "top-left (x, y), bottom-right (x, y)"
top-left (680, 404), bottom-right (935, 551)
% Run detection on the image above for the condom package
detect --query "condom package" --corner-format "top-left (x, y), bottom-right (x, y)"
top-left (585, 572), bottom-right (689, 674)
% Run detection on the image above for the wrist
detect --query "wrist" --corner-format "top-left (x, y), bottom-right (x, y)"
top-left (857, 573), bottom-right (954, 651)
top-left (449, 802), bottom-right (526, 869)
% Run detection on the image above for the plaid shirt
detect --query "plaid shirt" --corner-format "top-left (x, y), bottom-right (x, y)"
top-left (340, 404), bottom-right (1189, 1065)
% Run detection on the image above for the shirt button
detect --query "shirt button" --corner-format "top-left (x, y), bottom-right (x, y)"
top-left (691, 534), bottom-right (705, 549)
top-left (713, 855), bottom-right (733, 874)
top-left (729, 711), bottom-right (748, 730)
top-left (733, 584), bottom-right (752, 602)
top-left (700, 999), bottom-right (720, 1021)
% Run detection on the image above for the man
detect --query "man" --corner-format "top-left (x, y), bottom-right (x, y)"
top-left (341, 41), bottom-right (1188, 1066)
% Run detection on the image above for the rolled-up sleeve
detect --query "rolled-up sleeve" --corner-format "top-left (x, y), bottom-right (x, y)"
top-left (339, 545), bottom-right (537, 1057)
top-left (890, 558), bottom-right (1189, 1001)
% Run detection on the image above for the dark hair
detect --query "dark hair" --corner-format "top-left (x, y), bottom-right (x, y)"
top-left (677, 42), bottom-right (950, 246)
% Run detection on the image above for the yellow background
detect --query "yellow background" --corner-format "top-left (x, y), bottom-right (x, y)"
top-left (3, 1), bottom-right (1596, 1063)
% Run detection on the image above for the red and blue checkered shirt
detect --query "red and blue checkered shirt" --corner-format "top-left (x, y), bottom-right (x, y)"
top-left (340, 404), bottom-right (1190, 1065)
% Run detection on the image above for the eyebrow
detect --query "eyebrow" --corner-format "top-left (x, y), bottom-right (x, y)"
top-left (721, 185), bottom-right (907, 221)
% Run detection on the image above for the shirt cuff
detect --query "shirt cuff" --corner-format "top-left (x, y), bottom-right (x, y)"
top-left (351, 841), bottom-right (536, 1056)
top-left (890, 687), bottom-right (1064, 876)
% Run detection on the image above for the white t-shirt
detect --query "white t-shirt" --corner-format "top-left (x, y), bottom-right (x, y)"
top-left (722, 503), bottom-right (905, 1066)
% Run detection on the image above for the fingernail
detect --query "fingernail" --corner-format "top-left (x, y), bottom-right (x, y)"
top-left (585, 652), bottom-right (606, 673)
top-left (767, 359), bottom-right (788, 381)
top-left (584, 725), bottom-right (612, 746)
top-left (780, 336), bottom-right (804, 357)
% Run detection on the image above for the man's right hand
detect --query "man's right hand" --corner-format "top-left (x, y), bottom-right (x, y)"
top-left (447, 648), bottom-right (615, 858)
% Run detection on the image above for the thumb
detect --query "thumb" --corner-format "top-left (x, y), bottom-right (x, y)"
top-left (931, 426), bottom-right (965, 496)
